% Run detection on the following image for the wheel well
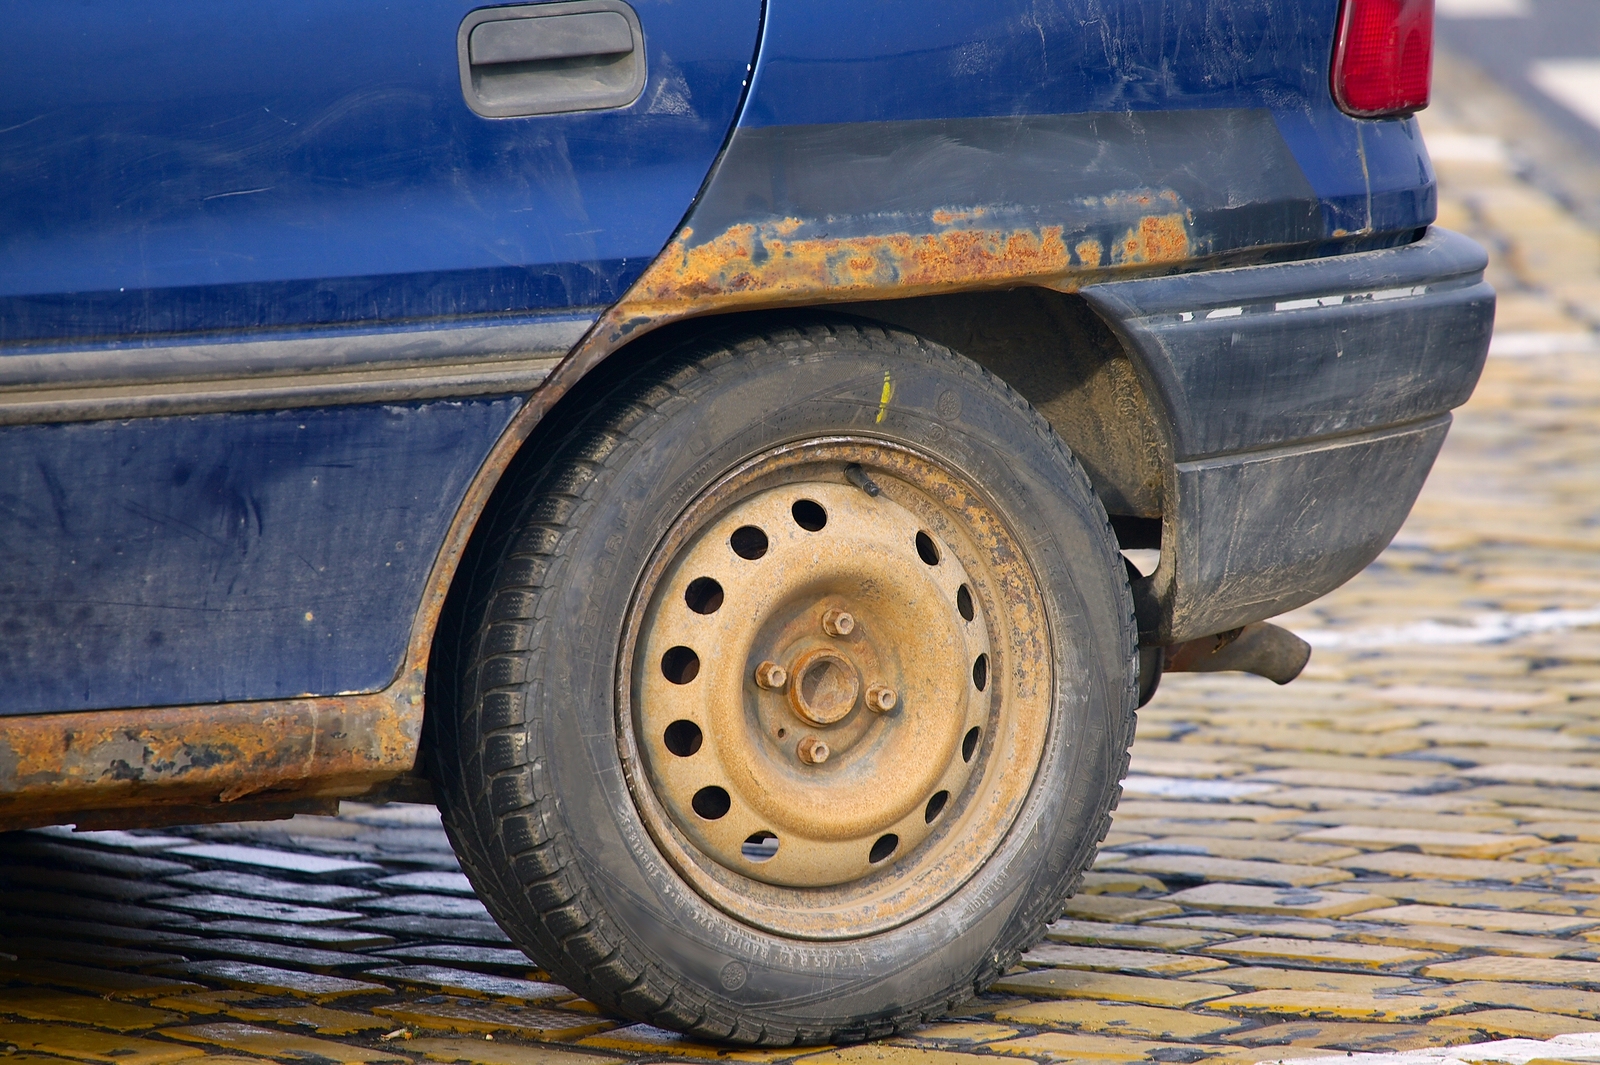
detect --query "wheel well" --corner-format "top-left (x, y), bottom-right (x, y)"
top-left (421, 295), bottom-right (1166, 781)
top-left (843, 289), bottom-right (1165, 527)
top-left (564, 291), bottom-right (1168, 541)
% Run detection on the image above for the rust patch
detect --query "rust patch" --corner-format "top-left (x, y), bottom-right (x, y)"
top-left (617, 220), bottom-right (1077, 320)
top-left (929, 207), bottom-right (991, 226)
top-left (0, 691), bottom-right (417, 830)
top-left (1115, 213), bottom-right (1191, 265)
top-left (587, 199), bottom-right (1197, 355)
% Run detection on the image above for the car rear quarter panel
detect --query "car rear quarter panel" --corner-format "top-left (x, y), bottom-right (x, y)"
top-left (589, 0), bottom-right (1436, 350)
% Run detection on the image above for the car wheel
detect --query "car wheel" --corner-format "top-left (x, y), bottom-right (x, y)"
top-left (427, 317), bottom-right (1139, 1045)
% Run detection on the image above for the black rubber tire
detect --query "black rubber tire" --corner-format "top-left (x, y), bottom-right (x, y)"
top-left (427, 317), bottom-right (1139, 1045)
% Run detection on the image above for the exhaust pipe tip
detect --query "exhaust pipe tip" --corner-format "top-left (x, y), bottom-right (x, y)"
top-left (1163, 621), bottom-right (1311, 685)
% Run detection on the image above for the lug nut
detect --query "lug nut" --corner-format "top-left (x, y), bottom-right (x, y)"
top-left (866, 684), bottom-right (897, 713)
top-left (754, 661), bottom-right (788, 690)
top-left (821, 608), bottom-right (855, 637)
top-left (797, 737), bottom-right (830, 765)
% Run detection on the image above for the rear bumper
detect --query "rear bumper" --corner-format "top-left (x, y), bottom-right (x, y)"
top-left (1081, 227), bottom-right (1494, 644)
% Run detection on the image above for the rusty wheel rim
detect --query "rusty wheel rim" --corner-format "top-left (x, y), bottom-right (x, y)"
top-left (617, 438), bottom-right (1052, 939)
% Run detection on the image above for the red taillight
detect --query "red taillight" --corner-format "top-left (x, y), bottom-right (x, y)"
top-left (1331, 0), bottom-right (1434, 118)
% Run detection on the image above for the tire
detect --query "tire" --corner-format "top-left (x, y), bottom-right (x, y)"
top-left (427, 317), bottom-right (1139, 1045)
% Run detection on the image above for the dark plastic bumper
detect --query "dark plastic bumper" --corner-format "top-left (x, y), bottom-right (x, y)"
top-left (1081, 227), bottom-right (1494, 644)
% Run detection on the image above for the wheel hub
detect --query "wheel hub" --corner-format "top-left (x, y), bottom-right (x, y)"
top-left (788, 647), bottom-right (859, 727)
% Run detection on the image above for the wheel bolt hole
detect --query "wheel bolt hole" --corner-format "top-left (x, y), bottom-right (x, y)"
top-left (661, 646), bottom-right (700, 685)
top-left (962, 726), bottom-right (980, 763)
top-left (691, 786), bottom-right (730, 820)
top-left (869, 833), bottom-right (899, 864)
top-left (730, 525), bottom-right (768, 560)
top-left (956, 584), bottom-right (974, 622)
top-left (915, 530), bottom-right (940, 566)
top-left (663, 719), bottom-right (702, 757)
top-left (776, 727), bottom-right (787, 738)
top-left (684, 577), bottom-right (724, 614)
top-left (742, 831), bottom-right (779, 862)
top-left (792, 499), bottom-right (827, 531)
top-left (972, 653), bottom-right (988, 692)
top-left (924, 790), bottom-right (949, 824)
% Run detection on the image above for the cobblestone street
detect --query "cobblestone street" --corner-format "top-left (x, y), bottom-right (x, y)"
top-left (6, 48), bottom-right (1600, 1065)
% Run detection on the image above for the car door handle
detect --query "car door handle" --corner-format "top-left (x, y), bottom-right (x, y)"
top-left (457, 1), bottom-right (646, 119)
top-left (470, 11), bottom-right (633, 66)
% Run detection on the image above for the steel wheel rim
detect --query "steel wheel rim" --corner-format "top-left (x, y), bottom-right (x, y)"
top-left (617, 437), bottom-right (1053, 939)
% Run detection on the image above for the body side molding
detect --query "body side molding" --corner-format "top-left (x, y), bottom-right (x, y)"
top-left (0, 316), bottom-right (591, 424)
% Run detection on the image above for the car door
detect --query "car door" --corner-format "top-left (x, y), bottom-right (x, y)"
top-left (0, 0), bottom-right (761, 715)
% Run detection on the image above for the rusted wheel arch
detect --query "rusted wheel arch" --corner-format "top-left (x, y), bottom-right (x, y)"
top-left (414, 294), bottom-right (1168, 767)
top-left (417, 291), bottom-right (1170, 713)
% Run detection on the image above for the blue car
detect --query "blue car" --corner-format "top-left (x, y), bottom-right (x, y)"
top-left (0, 0), bottom-right (1490, 1042)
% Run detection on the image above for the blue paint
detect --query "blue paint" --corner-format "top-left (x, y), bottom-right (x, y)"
top-left (0, 399), bottom-right (520, 715)
top-left (0, 0), bottom-right (761, 343)
top-left (741, 0), bottom-right (1434, 240)
top-left (1273, 112), bottom-right (1437, 239)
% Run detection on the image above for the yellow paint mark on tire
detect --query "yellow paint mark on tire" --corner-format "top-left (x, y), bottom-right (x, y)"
top-left (876, 372), bottom-right (893, 423)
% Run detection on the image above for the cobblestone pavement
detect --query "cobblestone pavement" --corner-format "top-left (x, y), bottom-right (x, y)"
top-left (7, 48), bottom-right (1600, 1065)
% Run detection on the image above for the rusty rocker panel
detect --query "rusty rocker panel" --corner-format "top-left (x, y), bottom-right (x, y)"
top-left (0, 400), bottom-right (524, 829)
top-left (0, 416), bottom-right (501, 828)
